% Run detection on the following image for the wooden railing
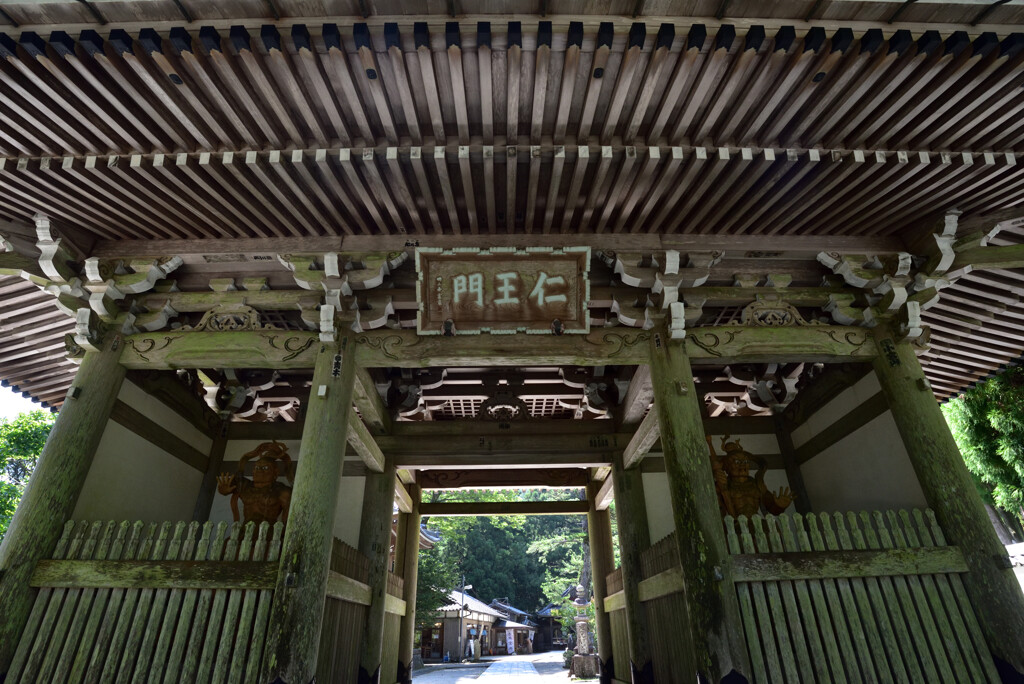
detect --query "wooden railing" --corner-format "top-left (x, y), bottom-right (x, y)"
top-left (11, 520), bottom-right (282, 684)
top-left (605, 566), bottom-right (623, 595)
top-left (726, 510), bottom-right (1000, 684)
top-left (599, 510), bottom-right (1002, 684)
top-left (318, 539), bottom-right (408, 684)
top-left (318, 539), bottom-right (369, 684)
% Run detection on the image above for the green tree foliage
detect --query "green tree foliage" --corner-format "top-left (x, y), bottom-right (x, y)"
top-left (415, 488), bottom-right (604, 626)
top-left (942, 366), bottom-right (1024, 526)
top-left (0, 409), bottom-right (55, 541)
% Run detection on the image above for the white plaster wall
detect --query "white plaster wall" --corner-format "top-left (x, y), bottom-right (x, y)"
top-left (642, 471), bottom-right (673, 544)
top-left (333, 474), bottom-right (365, 547)
top-left (791, 373), bottom-right (881, 449)
top-left (74, 422), bottom-right (203, 523)
top-left (800, 411), bottom-right (927, 513)
top-left (73, 381), bottom-right (211, 523)
top-left (118, 380), bottom-right (212, 453)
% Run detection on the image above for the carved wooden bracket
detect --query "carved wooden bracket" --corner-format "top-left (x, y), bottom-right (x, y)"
top-left (600, 249), bottom-right (723, 332)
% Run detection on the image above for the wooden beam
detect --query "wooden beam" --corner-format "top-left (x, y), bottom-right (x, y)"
top-left (30, 559), bottom-right (278, 590)
top-left (395, 476), bottom-right (412, 514)
top-left (393, 420), bottom-right (614, 438)
top-left (774, 413), bottom-right (811, 514)
top-left (380, 431), bottom-right (627, 470)
top-left (93, 227), bottom-right (908, 260)
top-left (731, 547), bottom-right (968, 582)
top-left (419, 500), bottom-right (589, 516)
top-left (949, 243), bottom-right (1024, 275)
top-left (593, 475), bottom-right (614, 511)
top-left (685, 325), bottom-right (878, 365)
top-left (416, 468), bottom-right (589, 489)
top-left (622, 407), bottom-right (659, 469)
top-left (325, 569), bottom-right (370, 605)
top-left (346, 410), bottom-right (385, 473)
top-left (355, 329), bottom-right (650, 368)
top-left (110, 399), bottom-right (209, 472)
top-left (618, 364), bottom-right (653, 429)
top-left (603, 590), bottom-right (625, 612)
top-left (119, 325), bottom-right (877, 370)
top-left (638, 566), bottom-right (684, 603)
top-left (353, 366), bottom-right (391, 435)
top-left (794, 390), bottom-right (888, 464)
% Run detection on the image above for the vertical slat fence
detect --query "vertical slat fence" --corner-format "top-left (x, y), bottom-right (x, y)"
top-left (316, 537), bottom-right (371, 684)
top-left (725, 509), bottom-right (1001, 684)
top-left (7, 519), bottom-right (283, 684)
top-left (603, 566), bottom-right (630, 682)
top-left (639, 533), bottom-right (691, 684)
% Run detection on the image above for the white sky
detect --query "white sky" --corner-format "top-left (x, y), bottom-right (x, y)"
top-left (0, 386), bottom-right (43, 421)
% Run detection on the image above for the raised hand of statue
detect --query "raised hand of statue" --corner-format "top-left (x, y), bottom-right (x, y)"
top-left (773, 486), bottom-right (795, 510)
top-left (216, 472), bottom-right (237, 495)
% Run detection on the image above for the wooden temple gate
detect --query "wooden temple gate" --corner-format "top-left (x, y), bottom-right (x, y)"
top-left (1, 5), bottom-right (1024, 684)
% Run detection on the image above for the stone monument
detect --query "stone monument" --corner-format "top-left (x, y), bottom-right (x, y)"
top-left (570, 584), bottom-right (599, 679)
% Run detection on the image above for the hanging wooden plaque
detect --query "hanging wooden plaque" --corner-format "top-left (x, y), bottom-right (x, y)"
top-left (415, 247), bottom-right (590, 335)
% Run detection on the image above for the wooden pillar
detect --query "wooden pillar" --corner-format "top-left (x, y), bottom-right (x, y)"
top-left (398, 484), bottom-right (422, 684)
top-left (192, 418), bottom-right (228, 521)
top-left (0, 336), bottom-right (126, 675)
top-left (773, 412), bottom-right (812, 513)
top-left (586, 481), bottom-right (616, 684)
top-left (359, 453), bottom-right (398, 684)
top-left (265, 337), bottom-right (357, 682)
top-left (872, 332), bottom-right (1024, 672)
top-left (647, 329), bottom-right (751, 682)
top-left (610, 451), bottom-right (652, 683)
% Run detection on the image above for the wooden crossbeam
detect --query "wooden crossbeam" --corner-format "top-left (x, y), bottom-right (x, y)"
top-left (345, 409), bottom-right (385, 472)
top-left (622, 407), bottom-right (659, 469)
top-left (326, 569), bottom-right (406, 615)
top-left (95, 233), bottom-right (905, 260)
top-left (419, 500), bottom-right (590, 516)
top-left (394, 476), bottom-right (412, 513)
top-left (416, 468), bottom-right (588, 489)
top-left (593, 476), bottom-right (615, 510)
top-left (353, 366), bottom-right (391, 435)
top-left (30, 559), bottom-right (278, 590)
top-left (731, 546), bottom-right (968, 582)
top-left (949, 243), bottom-right (1024, 276)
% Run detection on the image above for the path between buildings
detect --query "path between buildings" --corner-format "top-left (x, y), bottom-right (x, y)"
top-left (413, 651), bottom-right (589, 682)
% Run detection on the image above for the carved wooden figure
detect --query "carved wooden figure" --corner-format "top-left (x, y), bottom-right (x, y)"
top-left (217, 441), bottom-right (293, 524)
top-left (709, 435), bottom-right (793, 518)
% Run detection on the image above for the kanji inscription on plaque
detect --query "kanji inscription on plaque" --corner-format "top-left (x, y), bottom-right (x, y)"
top-left (415, 247), bottom-right (590, 335)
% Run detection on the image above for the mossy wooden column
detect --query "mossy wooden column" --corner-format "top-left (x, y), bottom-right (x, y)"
top-left (0, 336), bottom-right (126, 675)
top-left (397, 484), bottom-right (422, 684)
top-left (610, 451), bottom-right (652, 683)
top-left (359, 452), bottom-right (398, 684)
top-left (586, 482), bottom-right (616, 684)
top-left (648, 329), bottom-right (751, 682)
top-left (266, 336), bottom-right (357, 683)
top-left (872, 331), bottom-right (1024, 672)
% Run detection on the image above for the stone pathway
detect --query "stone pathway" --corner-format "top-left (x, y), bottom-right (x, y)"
top-left (477, 658), bottom-right (541, 680)
top-left (413, 651), bottom-right (579, 682)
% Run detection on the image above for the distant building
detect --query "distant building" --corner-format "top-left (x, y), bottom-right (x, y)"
top-left (420, 590), bottom-right (537, 661)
